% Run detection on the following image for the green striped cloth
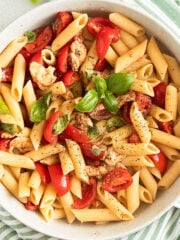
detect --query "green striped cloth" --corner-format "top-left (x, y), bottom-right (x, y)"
top-left (0, 0), bottom-right (180, 239)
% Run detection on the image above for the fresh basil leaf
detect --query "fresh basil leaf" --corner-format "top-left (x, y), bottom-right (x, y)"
top-left (93, 77), bottom-right (107, 96)
top-left (102, 91), bottom-right (118, 114)
top-left (75, 89), bottom-right (99, 112)
top-left (24, 31), bottom-right (36, 43)
top-left (53, 115), bottom-right (69, 135)
top-left (30, 92), bottom-right (51, 123)
top-left (88, 125), bottom-right (99, 139)
top-left (0, 97), bottom-right (10, 114)
top-left (106, 72), bottom-right (134, 94)
top-left (106, 116), bottom-right (125, 130)
top-left (29, 0), bottom-right (41, 4)
top-left (0, 123), bottom-right (18, 134)
top-left (91, 148), bottom-right (104, 156)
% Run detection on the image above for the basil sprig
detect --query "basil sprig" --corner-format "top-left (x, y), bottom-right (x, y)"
top-left (24, 31), bottom-right (36, 43)
top-left (75, 89), bottom-right (99, 112)
top-left (30, 92), bottom-right (51, 123)
top-left (0, 123), bottom-right (18, 134)
top-left (106, 116), bottom-right (125, 130)
top-left (75, 72), bottom-right (134, 114)
top-left (53, 115), bottom-right (69, 135)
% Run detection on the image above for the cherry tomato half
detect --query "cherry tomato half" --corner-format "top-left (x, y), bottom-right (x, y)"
top-left (136, 92), bottom-right (152, 116)
top-left (25, 26), bottom-right (53, 54)
top-left (57, 43), bottom-right (70, 73)
top-left (24, 200), bottom-right (39, 211)
top-left (52, 12), bottom-right (73, 36)
top-left (128, 131), bottom-right (141, 143)
top-left (29, 51), bottom-right (44, 65)
top-left (94, 58), bottom-right (108, 71)
top-left (43, 111), bottom-right (60, 144)
top-left (157, 120), bottom-right (174, 134)
top-left (1, 67), bottom-right (13, 82)
top-left (72, 178), bottom-right (97, 209)
top-left (64, 124), bottom-right (90, 143)
top-left (152, 82), bottom-right (167, 108)
top-left (35, 162), bottom-right (51, 184)
top-left (148, 151), bottom-right (168, 174)
top-left (62, 70), bottom-right (80, 87)
top-left (0, 138), bottom-right (11, 152)
top-left (48, 163), bottom-right (70, 197)
top-left (102, 167), bottom-right (133, 192)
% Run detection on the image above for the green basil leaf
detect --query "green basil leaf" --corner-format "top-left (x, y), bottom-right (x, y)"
top-left (30, 0), bottom-right (41, 4)
top-left (53, 115), bottom-right (69, 135)
top-left (0, 96), bottom-right (10, 114)
top-left (106, 72), bottom-right (134, 94)
top-left (88, 125), bottom-right (99, 139)
top-left (102, 91), bottom-right (118, 114)
top-left (85, 70), bottom-right (99, 80)
top-left (30, 92), bottom-right (51, 123)
top-left (93, 77), bottom-right (107, 96)
top-left (75, 89), bottom-right (99, 112)
top-left (106, 116), bottom-right (125, 130)
top-left (0, 123), bottom-right (19, 134)
top-left (24, 31), bottom-right (36, 43)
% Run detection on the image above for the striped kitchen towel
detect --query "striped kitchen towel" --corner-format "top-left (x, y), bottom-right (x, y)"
top-left (0, 0), bottom-right (180, 240)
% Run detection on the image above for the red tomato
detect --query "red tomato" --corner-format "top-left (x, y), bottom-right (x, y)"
top-left (43, 111), bottom-right (60, 144)
top-left (128, 132), bottom-right (141, 143)
top-left (25, 26), bottom-right (53, 54)
top-left (0, 138), bottom-right (11, 152)
top-left (88, 102), bottom-right (113, 120)
top-left (48, 163), bottom-right (70, 196)
top-left (64, 124), bottom-right (90, 143)
top-left (85, 158), bottom-right (102, 167)
top-left (96, 26), bottom-right (117, 60)
top-left (1, 67), bottom-right (13, 82)
top-left (72, 178), bottom-right (97, 209)
top-left (122, 102), bottom-right (132, 124)
top-left (24, 200), bottom-right (39, 211)
top-left (157, 120), bottom-right (174, 134)
top-left (87, 17), bottom-right (120, 41)
top-left (19, 48), bottom-right (31, 63)
top-left (52, 12), bottom-right (73, 36)
top-left (136, 92), bottom-right (152, 116)
top-left (80, 142), bottom-right (105, 160)
top-left (29, 51), bottom-right (44, 65)
top-left (152, 82), bottom-right (167, 108)
top-left (148, 151), bottom-right (168, 174)
top-left (102, 167), bottom-right (133, 192)
top-left (94, 58), bottom-right (108, 71)
top-left (35, 162), bottom-right (51, 184)
top-left (57, 43), bottom-right (70, 73)
top-left (62, 70), bottom-right (80, 86)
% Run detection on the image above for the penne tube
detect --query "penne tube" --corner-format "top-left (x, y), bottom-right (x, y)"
top-left (59, 150), bottom-right (74, 175)
top-left (139, 185), bottom-right (153, 203)
top-left (28, 170), bottom-right (41, 189)
top-left (41, 48), bottom-right (56, 65)
top-left (0, 151), bottom-right (35, 169)
top-left (70, 173), bottom-right (82, 199)
top-left (149, 104), bottom-right (173, 122)
top-left (111, 39), bottom-right (129, 55)
top-left (113, 142), bottom-right (160, 155)
top-left (0, 36), bottom-right (28, 68)
top-left (105, 46), bottom-right (119, 67)
top-left (39, 205), bottom-right (54, 222)
top-left (130, 79), bottom-right (154, 97)
top-left (155, 143), bottom-right (180, 161)
top-left (115, 40), bottom-right (147, 73)
top-left (150, 128), bottom-right (180, 150)
top-left (165, 84), bottom-right (177, 121)
top-left (53, 208), bottom-right (66, 220)
top-left (18, 171), bottom-right (30, 198)
top-left (136, 63), bottom-right (153, 79)
top-left (52, 14), bottom-right (88, 51)
top-left (40, 183), bottom-right (57, 208)
top-left (158, 161), bottom-right (180, 189)
top-left (122, 156), bottom-right (154, 167)
top-left (0, 164), bottom-right (4, 179)
top-left (119, 30), bottom-right (138, 49)
top-left (30, 183), bottom-right (45, 205)
top-left (174, 117), bottom-right (180, 137)
top-left (23, 80), bottom-right (37, 117)
top-left (60, 191), bottom-right (75, 224)
top-left (147, 36), bottom-right (168, 81)
top-left (109, 12), bottom-right (145, 37)
top-left (30, 120), bottom-right (45, 151)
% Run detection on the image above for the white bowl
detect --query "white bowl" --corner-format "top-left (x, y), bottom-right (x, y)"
top-left (0, 1), bottom-right (179, 239)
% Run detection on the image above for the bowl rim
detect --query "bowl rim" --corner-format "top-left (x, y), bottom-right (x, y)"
top-left (0, 0), bottom-right (179, 239)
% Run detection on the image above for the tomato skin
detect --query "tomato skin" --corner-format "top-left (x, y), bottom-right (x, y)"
top-left (64, 124), bottom-right (90, 143)
top-left (35, 162), bottom-right (51, 184)
top-left (128, 131), bottom-right (141, 143)
top-left (94, 58), bottom-right (108, 71)
top-left (157, 120), bottom-right (174, 134)
top-left (48, 163), bottom-right (70, 197)
top-left (29, 51), bottom-right (44, 65)
top-left (57, 43), bottom-right (70, 73)
top-left (152, 82), bottom-right (167, 108)
top-left (148, 151), bottom-right (168, 174)
top-left (52, 12), bottom-right (73, 36)
top-left (43, 111), bottom-right (60, 144)
top-left (0, 138), bottom-right (11, 152)
top-left (19, 49), bottom-right (31, 64)
top-left (1, 67), bottom-right (13, 82)
top-left (80, 142), bottom-right (105, 160)
top-left (136, 92), bottom-right (152, 116)
top-left (122, 102), bottom-right (132, 124)
top-left (87, 17), bottom-right (120, 41)
top-left (72, 178), bottom-right (97, 209)
top-left (24, 200), bottom-right (39, 211)
top-left (102, 167), bottom-right (133, 192)
top-left (62, 70), bottom-right (80, 87)
top-left (25, 26), bottom-right (53, 54)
